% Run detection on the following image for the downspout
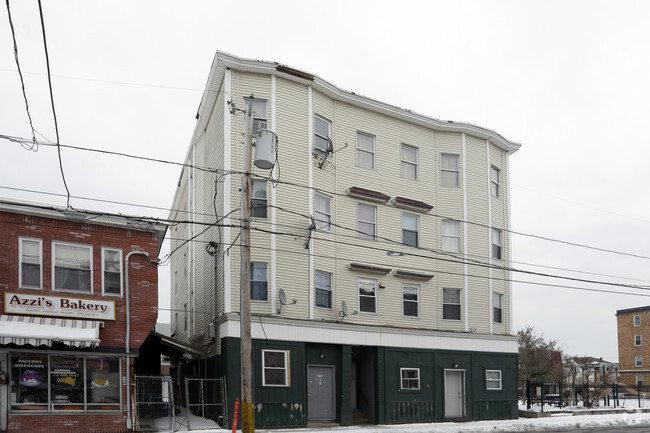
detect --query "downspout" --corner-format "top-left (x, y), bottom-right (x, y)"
top-left (125, 250), bottom-right (150, 430)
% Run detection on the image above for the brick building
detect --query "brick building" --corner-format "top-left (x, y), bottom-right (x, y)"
top-left (616, 306), bottom-right (650, 388)
top-left (0, 199), bottom-right (166, 432)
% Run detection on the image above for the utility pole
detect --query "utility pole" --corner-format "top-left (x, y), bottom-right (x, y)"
top-left (240, 101), bottom-right (255, 433)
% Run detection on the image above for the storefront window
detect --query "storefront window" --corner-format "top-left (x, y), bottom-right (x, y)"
top-left (11, 354), bottom-right (49, 410)
top-left (50, 356), bottom-right (84, 410)
top-left (86, 357), bottom-right (120, 410)
top-left (10, 353), bottom-right (121, 412)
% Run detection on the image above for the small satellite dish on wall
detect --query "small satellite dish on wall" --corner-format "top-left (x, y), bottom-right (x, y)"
top-left (277, 288), bottom-right (297, 314)
top-left (339, 300), bottom-right (357, 322)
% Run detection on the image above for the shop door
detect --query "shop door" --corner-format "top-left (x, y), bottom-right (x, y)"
top-left (307, 365), bottom-right (335, 420)
top-left (444, 370), bottom-right (465, 418)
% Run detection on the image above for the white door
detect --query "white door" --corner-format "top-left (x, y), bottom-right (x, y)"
top-left (444, 370), bottom-right (465, 418)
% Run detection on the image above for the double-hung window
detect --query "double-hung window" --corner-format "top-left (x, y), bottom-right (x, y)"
top-left (491, 166), bottom-right (501, 198)
top-left (492, 229), bottom-right (502, 260)
top-left (53, 242), bottom-right (92, 293)
top-left (315, 193), bottom-right (332, 231)
top-left (635, 315), bottom-right (641, 327)
top-left (441, 153), bottom-right (460, 187)
top-left (251, 180), bottom-right (268, 218)
top-left (486, 370), bottom-right (502, 390)
top-left (356, 132), bottom-right (375, 169)
top-left (250, 262), bottom-right (268, 301)
top-left (401, 144), bottom-right (418, 180)
top-left (636, 355), bottom-right (643, 368)
top-left (402, 213), bottom-right (419, 247)
top-left (358, 277), bottom-right (377, 313)
top-left (244, 98), bottom-right (267, 134)
top-left (402, 284), bottom-right (419, 318)
top-left (635, 335), bottom-right (643, 346)
top-left (102, 247), bottom-right (123, 296)
top-left (400, 368), bottom-right (420, 390)
top-left (637, 375), bottom-right (644, 386)
top-left (315, 270), bottom-right (332, 309)
top-left (357, 203), bottom-right (376, 240)
top-left (443, 288), bottom-right (461, 320)
top-left (314, 116), bottom-right (331, 152)
top-left (493, 292), bottom-right (503, 323)
top-left (262, 349), bottom-right (289, 386)
top-left (19, 237), bottom-right (42, 289)
top-left (442, 220), bottom-right (460, 253)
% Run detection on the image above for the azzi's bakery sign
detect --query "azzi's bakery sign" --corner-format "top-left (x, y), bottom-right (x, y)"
top-left (4, 292), bottom-right (115, 320)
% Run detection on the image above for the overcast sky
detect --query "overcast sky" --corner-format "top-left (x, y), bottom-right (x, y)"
top-left (2, 0), bottom-right (649, 361)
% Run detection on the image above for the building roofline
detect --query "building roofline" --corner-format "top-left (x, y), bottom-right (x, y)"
top-left (0, 198), bottom-right (168, 253)
top-left (190, 50), bottom-right (521, 154)
top-left (616, 306), bottom-right (650, 315)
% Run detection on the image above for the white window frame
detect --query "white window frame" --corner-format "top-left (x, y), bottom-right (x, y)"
top-left (314, 193), bottom-right (332, 232)
top-left (244, 97), bottom-right (267, 134)
top-left (400, 367), bottom-right (420, 390)
top-left (356, 131), bottom-right (376, 170)
top-left (442, 220), bottom-right (460, 253)
top-left (636, 355), bottom-right (643, 368)
top-left (315, 270), bottom-right (332, 309)
top-left (443, 288), bottom-right (461, 320)
top-left (101, 247), bottom-right (123, 296)
top-left (637, 375), bottom-right (644, 386)
top-left (486, 370), bottom-right (503, 390)
top-left (492, 228), bottom-right (502, 260)
top-left (401, 144), bottom-right (418, 180)
top-left (490, 166), bottom-right (501, 198)
top-left (251, 180), bottom-right (268, 219)
top-left (493, 292), bottom-right (503, 324)
top-left (19, 237), bottom-right (43, 290)
top-left (635, 335), bottom-right (643, 347)
top-left (402, 283), bottom-right (420, 318)
top-left (357, 203), bottom-right (376, 240)
top-left (358, 277), bottom-right (378, 314)
top-left (441, 153), bottom-right (460, 187)
top-left (314, 115), bottom-right (331, 152)
top-left (250, 262), bottom-right (268, 301)
top-left (402, 213), bottom-right (419, 247)
top-left (634, 315), bottom-right (641, 327)
top-left (52, 241), bottom-right (93, 293)
top-left (262, 349), bottom-right (290, 387)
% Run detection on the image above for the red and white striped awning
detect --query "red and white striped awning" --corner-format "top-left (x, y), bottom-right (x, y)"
top-left (0, 315), bottom-right (101, 348)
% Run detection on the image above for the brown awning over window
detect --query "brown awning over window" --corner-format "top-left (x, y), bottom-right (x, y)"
top-left (392, 196), bottom-right (433, 212)
top-left (348, 263), bottom-right (392, 275)
top-left (346, 186), bottom-right (391, 203)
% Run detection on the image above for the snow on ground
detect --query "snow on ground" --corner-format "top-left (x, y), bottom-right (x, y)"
top-left (174, 412), bottom-right (650, 433)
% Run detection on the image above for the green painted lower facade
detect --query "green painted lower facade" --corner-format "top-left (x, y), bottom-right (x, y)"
top-left (215, 337), bottom-right (518, 429)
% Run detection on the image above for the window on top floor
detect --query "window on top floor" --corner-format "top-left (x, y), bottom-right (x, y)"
top-left (441, 153), bottom-right (460, 187)
top-left (244, 98), bottom-right (267, 134)
top-left (356, 132), bottom-right (375, 169)
top-left (101, 247), bottom-right (123, 296)
top-left (634, 315), bottom-right (641, 327)
top-left (19, 237), bottom-right (42, 289)
top-left (52, 242), bottom-right (92, 293)
top-left (314, 116), bottom-right (332, 152)
top-left (491, 166), bottom-right (501, 198)
top-left (401, 144), bottom-right (418, 180)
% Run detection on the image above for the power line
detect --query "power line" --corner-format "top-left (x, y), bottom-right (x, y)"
top-left (37, 0), bottom-right (70, 207)
top-left (4, 0), bottom-right (37, 151)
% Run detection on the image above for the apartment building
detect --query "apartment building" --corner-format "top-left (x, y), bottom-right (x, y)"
top-left (169, 51), bottom-right (521, 428)
top-left (617, 306), bottom-right (650, 388)
top-left (0, 200), bottom-right (165, 432)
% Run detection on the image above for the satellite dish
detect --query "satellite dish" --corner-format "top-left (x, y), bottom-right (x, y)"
top-left (277, 288), bottom-right (297, 314)
top-left (342, 300), bottom-right (348, 316)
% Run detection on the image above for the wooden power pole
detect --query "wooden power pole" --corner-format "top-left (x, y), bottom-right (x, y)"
top-left (240, 101), bottom-right (255, 432)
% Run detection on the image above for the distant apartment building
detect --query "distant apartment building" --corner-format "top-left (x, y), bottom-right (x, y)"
top-left (169, 51), bottom-right (521, 428)
top-left (0, 199), bottom-right (165, 432)
top-left (617, 306), bottom-right (650, 387)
